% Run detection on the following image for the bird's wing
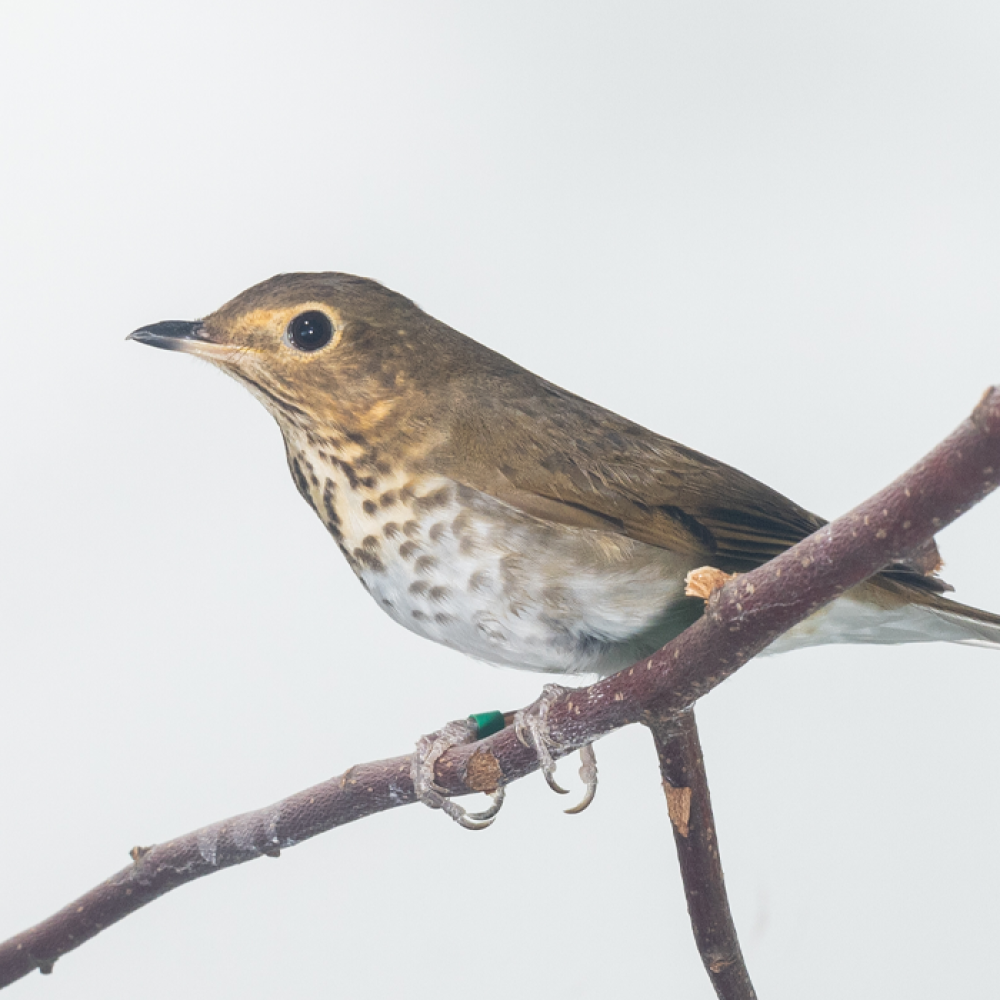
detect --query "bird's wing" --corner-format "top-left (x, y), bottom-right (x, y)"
top-left (435, 377), bottom-right (947, 591)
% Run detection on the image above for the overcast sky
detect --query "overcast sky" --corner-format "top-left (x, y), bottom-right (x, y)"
top-left (1, 3), bottom-right (998, 998)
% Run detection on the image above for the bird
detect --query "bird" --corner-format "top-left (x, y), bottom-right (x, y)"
top-left (129, 272), bottom-right (1000, 823)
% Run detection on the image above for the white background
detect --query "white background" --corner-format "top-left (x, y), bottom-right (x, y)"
top-left (1, 3), bottom-right (998, 998)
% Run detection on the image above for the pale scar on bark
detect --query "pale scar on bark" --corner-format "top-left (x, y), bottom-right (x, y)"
top-left (663, 782), bottom-right (693, 838)
top-left (466, 747), bottom-right (504, 793)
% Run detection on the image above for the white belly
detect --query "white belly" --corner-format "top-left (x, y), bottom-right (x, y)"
top-left (357, 479), bottom-right (693, 675)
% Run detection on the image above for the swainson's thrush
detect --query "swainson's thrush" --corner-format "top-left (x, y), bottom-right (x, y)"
top-left (129, 273), bottom-right (1000, 820)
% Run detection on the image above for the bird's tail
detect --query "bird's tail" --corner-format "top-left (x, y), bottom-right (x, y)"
top-left (921, 594), bottom-right (1000, 650)
top-left (764, 581), bottom-right (1000, 655)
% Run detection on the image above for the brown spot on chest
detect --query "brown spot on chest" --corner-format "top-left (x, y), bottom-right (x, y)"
top-left (413, 485), bottom-right (453, 512)
top-left (324, 454), bottom-right (370, 491)
top-left (321, 480), bottom-right (343, 540)
top-left (414, 555), bottom-right (437, 575)
top-left (290, 456), bottom-right (311, 501)
top-left (353, 535), bottom-right (386, 572)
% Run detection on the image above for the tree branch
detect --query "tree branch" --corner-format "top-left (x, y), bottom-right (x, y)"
top-left (650, 711), bottom-right (757, 1000)
top-left (1, 386), bottom-right (997, 990)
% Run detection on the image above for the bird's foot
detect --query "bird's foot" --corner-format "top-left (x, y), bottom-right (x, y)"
top-left (514, 683), bottom-right (598, 814)
top-left (411, 719), bottom-right (506, 830)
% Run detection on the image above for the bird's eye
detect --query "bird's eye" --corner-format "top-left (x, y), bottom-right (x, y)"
top-left (287, 311), bottom-right (333, 352)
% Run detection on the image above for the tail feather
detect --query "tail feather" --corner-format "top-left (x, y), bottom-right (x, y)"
top-left (764, 581), bottom-right (1000, 656)
top-left (923, 595), bottom-right (1000, 650)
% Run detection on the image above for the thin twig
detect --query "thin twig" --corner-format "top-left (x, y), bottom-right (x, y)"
top-left (0, 386), bottom-right (997, 989)
top-left (649, 710), bottom-right (756, 1000)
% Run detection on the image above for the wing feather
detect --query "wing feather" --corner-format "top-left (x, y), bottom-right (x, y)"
top-left (430, 373), bottom-right (947, 593)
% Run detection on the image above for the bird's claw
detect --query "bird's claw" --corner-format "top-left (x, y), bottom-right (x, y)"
top-left (411, 719), bottom-right (505, 830)
top-left (421, 786), bottom-right (502, 831)
top-left (465, 785), bottom-right (506, 823)
top-left (515, 709), bottom-right (569, 794)
top-left (564, 743), bottom-right (598, 814)
top-left (514, 683), bottom-right (599, 813)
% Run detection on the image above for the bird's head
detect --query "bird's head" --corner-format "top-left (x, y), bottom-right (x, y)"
top-left (129, 272), bottom-right (495, 448)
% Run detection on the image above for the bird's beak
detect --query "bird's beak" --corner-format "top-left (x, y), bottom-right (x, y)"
top-left (127, 320), bottom-right (235, 363)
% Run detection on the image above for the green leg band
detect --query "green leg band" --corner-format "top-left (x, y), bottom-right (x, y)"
top-left (468, 710), bottom-right (506, 739)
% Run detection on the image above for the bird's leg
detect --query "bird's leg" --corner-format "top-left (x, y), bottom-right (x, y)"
top-left (411, 718), bottom-right (507, 830)
top-left (514, 683), bottom-right (599, 814)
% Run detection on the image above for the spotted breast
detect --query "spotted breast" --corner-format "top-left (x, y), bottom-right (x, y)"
top-left (281, 425), bottom-right (699, 677)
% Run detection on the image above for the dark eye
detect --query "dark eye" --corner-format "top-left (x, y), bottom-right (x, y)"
top-left (287, 311), bottom-right (333, 352)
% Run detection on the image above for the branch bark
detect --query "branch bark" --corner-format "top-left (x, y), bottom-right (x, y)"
top-left (650, 711), bottom-right (756, 1000)
top-left (1, 386), bottom-right (998, 991)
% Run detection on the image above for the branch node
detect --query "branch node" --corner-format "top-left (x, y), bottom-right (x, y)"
top-left (685, 567), bottom-right (737, 601)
